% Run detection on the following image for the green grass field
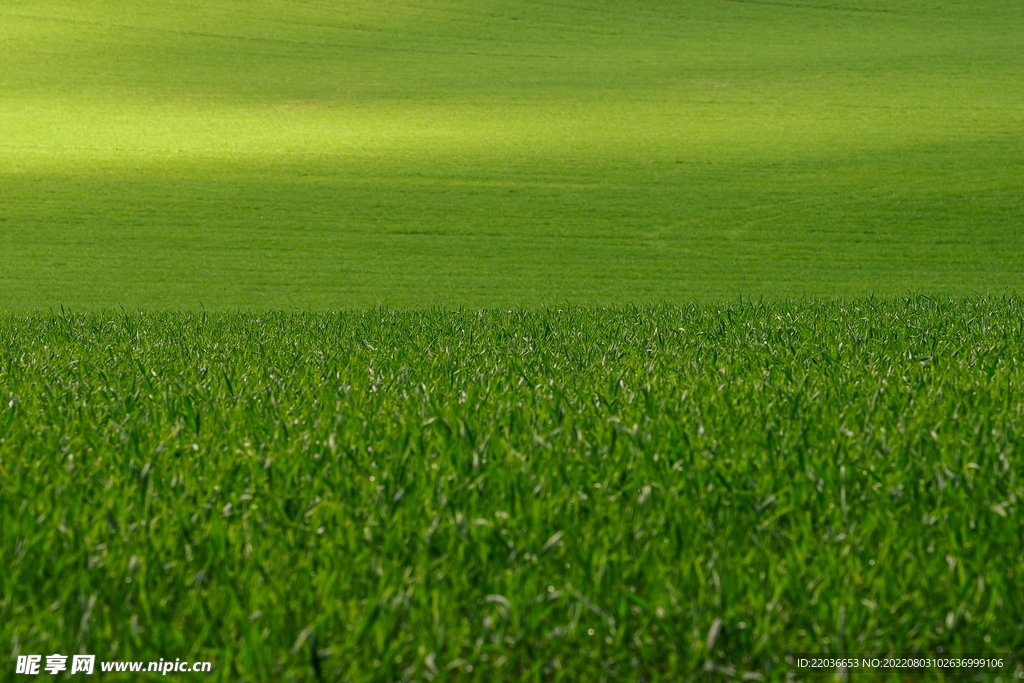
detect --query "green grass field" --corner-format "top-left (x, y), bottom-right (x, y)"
top-left (4, 1), bottom-right (1024, 680)
top-left (2, 0), bottom-right (1023, 308)
top-left (2, 300), bottom-right (1023, 681)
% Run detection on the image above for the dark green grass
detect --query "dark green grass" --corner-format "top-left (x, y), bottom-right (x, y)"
top-left (2, 298), bottom-right (1022, 680)
top-left (2, 0), bottom-right (1024, 307)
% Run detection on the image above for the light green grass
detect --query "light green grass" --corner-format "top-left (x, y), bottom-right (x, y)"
top-left (2, 299), bottom-right (1022, 681)
top-left (2, 0), bottom-right (1023, 308)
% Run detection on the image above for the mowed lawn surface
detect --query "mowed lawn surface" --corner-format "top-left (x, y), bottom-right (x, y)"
top-left (2, 299), bottom-right (1023, 681)
top-left (2, 0), bottom-right (1023, 308)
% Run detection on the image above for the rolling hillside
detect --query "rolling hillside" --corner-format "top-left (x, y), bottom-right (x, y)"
top-left (2, 0), bottom-right (1022, 307)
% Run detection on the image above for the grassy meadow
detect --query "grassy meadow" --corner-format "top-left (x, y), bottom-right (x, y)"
top-left (3, 300), bottom-right (1023, 681)
top-left (3, 0), bottom-right (1024, 680)
top-left (1, 0), bottom-right (1023, 307)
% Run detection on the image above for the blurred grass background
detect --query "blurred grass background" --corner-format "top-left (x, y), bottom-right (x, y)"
top-left (2, 0), bottom-right (1023, 307)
